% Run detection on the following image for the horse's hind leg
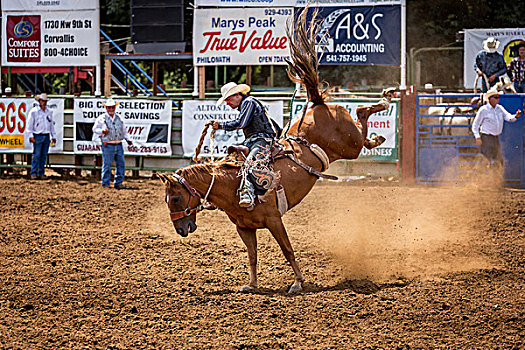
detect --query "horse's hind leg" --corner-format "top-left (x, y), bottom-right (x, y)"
top-left (236, 226), bottom-right (258, 292)
top-left (356, 88), bottom-right (393, 141)
top-left (266, 217), bottom-right (304, 293)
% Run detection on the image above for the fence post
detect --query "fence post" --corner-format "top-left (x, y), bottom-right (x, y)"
top-left (132, 156), bottom-right (140, 178)
top-left (25, 154), bottom-right (32, 177)
top-left (198, 66), bottom-right (205, 99)
top-left (75, 156), bottom-right (82, 176)
top-left (401, 86), bottom-right (416, 183)
top-left (104, 59), bottom-right (111, 97)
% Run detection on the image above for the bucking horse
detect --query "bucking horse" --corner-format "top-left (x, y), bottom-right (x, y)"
top-left (157, 8), bottom-right (394, 293)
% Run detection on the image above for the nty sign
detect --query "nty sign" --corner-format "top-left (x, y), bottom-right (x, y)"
top-left (193, 8), bottom-right (292, 66)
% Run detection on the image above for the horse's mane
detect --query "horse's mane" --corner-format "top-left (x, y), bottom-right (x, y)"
top-left (286, 6), bottom-right (330, 105)
top-left (176, 158), bottom-right (240, 180)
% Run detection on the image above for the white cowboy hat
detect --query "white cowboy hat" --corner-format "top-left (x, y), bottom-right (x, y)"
top-left (483, 37), bottom-right (500, 53)
top-left (35, 93), bottom-right (50, 101)
top-left (216, 82), bottom-right (250, 106)
top-left (103, 98), bottom-right (119, 107)
top-left (485, 88), bottom-right (500, 100)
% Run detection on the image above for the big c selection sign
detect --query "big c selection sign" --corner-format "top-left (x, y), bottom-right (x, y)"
top-left (74, 99), bottom-right (173, 156)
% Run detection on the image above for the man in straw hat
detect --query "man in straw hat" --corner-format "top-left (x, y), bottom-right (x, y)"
top-left (474, 37), bottom-right (507, 92)
top-left (507, 41), bottom-right (525, 93)
top-left (211, 82), bottom-right (279, 210)
top-left (26, 93), bottom-right (56, 179)
top-left (92, 98), bottom-right (132, 189)
top-left (472, 88), bottom-right (522, 170)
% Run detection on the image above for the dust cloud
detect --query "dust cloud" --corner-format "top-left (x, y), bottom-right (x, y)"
top-left (147, 200), bottom-right (179, 240)
top-left (313, 183), bottom-right (499, 281)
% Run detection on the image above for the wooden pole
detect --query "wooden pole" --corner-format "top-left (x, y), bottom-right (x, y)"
top-left (214, 65), bottom-right (218, 89)
top-left (401, 86), bottom-right (416, 183)
top-left (246, 66), bottom-right (252, 86)
top-left (104, 58), bottom-right (111, 97)
top-left (152, 61), bottom-right (158, 96)
top-left (74, 156), bottom-right (82, 177)
top-left (198, 66), bottom-right (205, 99)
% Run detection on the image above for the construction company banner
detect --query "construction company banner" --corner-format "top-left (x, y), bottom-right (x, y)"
top-left (1, 0), bottom-right (100, 66)
top-left (464, 28), bottom-right (525, 89)
top-left (73, 99), bottom-right (172, 156)
top-left (182, 100), bottom-right (283, 158)
top-left (291, 100), bottom-right (398, 161)
top-left (193, 8), bottom-right (292, 66)
top-left (0, 98), bottom-right (64, 153)
top-left (310, 6), bottom-right (401, 66)
top-left (194, 0), bottom-right (402, 6)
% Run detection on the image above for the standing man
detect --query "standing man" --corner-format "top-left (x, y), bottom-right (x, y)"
top-left (474, 37), bottom-right (507, 92)
top-left (472, 89), bottom-right (522, 168)
top-left (92, 98), bottom-right (132, 189)
top-left (26, 93), bottom-right (56, 180)
top-left (211, 82), bottom-right (277, 210)
top-left (507, 42), bottom-right (525, 93)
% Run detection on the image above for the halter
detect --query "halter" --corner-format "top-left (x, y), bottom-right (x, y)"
top-left (167, 173), bottom-right (215, 222)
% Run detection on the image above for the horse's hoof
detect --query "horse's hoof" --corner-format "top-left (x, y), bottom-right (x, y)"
top-left (239, 285), bottom-right (256, 292)
top-left (288, 282), bottom-right (303, 294)
top-left (376, 135), bottom-right (386, 145)
top-left (382, 87), bottom-right (396, 101)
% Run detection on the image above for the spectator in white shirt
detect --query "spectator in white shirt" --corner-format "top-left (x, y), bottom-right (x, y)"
top-left (472, 89), bottom-right (522, 168)
top-left (26, 93), bottom-right (56, 179)
top-left (92, 98), bottom-right (132, 189)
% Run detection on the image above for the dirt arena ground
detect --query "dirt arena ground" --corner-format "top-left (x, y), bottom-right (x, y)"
top-left (1, 175), bottom-right (524, 349)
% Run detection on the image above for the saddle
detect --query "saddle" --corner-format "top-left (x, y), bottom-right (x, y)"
top-left (227, 142), bottom-right (293, 161)
top-left (226, 140), bottom-right (336, 180)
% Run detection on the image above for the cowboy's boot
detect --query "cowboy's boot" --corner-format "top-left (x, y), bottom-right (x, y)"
top-left (239, 181), bottom-right (256, 210)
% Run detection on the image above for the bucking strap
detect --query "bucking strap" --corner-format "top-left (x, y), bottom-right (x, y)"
top-left (285, 136), bottom-right (330, 172)
top-left (285, 154), bottom-right (338, 180)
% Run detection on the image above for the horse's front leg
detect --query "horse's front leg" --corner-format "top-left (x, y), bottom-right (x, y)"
top-left (266, 217), bottom-right (304, 293)
top-left (236, 226), bottom-right (258, 292)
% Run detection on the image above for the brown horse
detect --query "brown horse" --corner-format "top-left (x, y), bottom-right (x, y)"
top-left (158, 8), bottom-right (392, 293)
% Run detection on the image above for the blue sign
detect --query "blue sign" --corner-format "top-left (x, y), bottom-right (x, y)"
top-left (306, 6), bottom-right (401, 66)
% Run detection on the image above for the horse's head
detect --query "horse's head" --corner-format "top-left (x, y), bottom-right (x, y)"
top-left (157, 173), bottom-right (200, 237)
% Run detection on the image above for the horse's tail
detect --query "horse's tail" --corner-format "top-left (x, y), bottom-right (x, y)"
top-left (286, 7), bottom-right (329, 106)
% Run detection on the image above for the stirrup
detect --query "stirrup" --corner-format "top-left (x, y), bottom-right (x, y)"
top-left (239, 191), bottom-right (255, 209)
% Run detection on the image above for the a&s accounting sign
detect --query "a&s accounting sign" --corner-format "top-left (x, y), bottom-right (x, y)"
top-left (7, 15), bottom-right (41, 63)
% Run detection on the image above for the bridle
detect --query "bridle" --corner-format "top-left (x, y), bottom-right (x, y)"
top-left (167, 173), bottom-right (214, 222)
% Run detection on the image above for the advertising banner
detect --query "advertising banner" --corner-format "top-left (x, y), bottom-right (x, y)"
top-left (194, 0), bottom-right (402, 7)
top-left (464, 28), bottom-right (525, 90)
top-left (0, 98), bottom-right (64, 153)
top-left (193, 8), bottom-right (291, 66)
top-left (74, 99), bottom-right (172, 156)
top-left (291, 100), bottom-right (398, 161)
top-left (196, 0), bottom-right (296, 6)
top-left (2, 0), bottom-right (98, 11)
top-left (1, 0), bottom-right (99, 66)
top-left (310, 6), bottom-right (401, 66)
top-left (296, 0), bottom-right (402, 5)
top-left (182, 100), bottom-right (283, 158)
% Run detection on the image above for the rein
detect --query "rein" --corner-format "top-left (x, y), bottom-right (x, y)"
top-left (193, 122), bottom-right (217, 163)
top-left (168, 173), bottom-right (215, 222)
